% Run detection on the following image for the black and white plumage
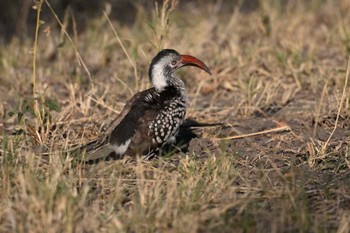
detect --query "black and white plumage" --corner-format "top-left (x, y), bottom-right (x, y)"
top-left (82, 49), bottom-right (211, 161)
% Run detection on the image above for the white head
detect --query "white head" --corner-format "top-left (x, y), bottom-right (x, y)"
top-left (148, 49), bottom-right (212, 92)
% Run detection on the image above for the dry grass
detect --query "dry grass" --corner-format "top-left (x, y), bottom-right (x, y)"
top-left (1, 0), bottom-right (350, 232)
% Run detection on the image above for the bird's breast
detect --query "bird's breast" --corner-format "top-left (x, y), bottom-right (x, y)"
top-left (148, 97), bottom-right (186, 145)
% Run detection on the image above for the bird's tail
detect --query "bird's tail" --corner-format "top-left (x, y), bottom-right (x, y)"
top-left (180, 118), bottom-right (224, 128)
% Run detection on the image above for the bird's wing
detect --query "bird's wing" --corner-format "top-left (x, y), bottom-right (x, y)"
top-left (108, 90), bottom-right (162, 156)
top-left (99, 91), bottom-right (145, 143)
top-left (80, 89), bottom-right (161, 161)
top-left (124, 109), bottom-right (159, 156)
top-left (75, 91), bottom-right (145, 161)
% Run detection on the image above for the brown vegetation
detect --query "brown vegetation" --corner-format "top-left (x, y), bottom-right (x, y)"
top-left (0, 0), bottom-right (349, 232)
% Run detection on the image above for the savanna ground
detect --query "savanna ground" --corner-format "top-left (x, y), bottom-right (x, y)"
top-left (1, 0), bottom-right (350, 232)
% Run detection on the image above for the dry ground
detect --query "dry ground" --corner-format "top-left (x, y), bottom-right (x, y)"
top-left (1, 0), bottom-right (350, 232)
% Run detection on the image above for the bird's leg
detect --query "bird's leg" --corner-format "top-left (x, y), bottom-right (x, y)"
top-left (142, 152), bottom-right (155, 161)
top-left (142, 148), bottom-right (163, 161)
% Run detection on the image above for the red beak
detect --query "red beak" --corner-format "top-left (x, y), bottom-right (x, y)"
top-left (180, 55), bottom-right (212, 75)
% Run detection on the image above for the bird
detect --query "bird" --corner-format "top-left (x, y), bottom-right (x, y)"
top-left (79, 49), bottom-right (211, 161)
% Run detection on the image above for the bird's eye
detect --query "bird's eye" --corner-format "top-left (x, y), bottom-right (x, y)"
top-left (170, 60), bottom-right (177, 66)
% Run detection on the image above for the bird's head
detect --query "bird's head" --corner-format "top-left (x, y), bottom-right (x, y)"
top-left (149, 49), bottom-right (211, 92)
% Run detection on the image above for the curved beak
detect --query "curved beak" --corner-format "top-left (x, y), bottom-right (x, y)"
top-left (180, 54), bottom-right (212, 75)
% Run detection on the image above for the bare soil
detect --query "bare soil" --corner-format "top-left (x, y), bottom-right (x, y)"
top-left (1, 1), bottom-right (350, 232)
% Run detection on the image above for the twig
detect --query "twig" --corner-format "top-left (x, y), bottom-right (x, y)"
top-left (90, 97), bottom-right (121, 114)
top-left (216, 124), bottom-right (291, 140)
top-left (44, 0), bottom-right (92, 83)
top-left (32, 0), bottom-right (44, 144)
top-left (321, 57), bottom-right (350, 153)
top-left (312, 75), bottom-right (330, 138)
top-left (103, 11), bottom-right (138, 92)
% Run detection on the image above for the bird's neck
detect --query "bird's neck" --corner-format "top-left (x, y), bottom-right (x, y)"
top-left (168, 75), bottom-right (186, 93)
top-left (152, 73), bottom-right (185, 94)
top-left (153, 75), bottom-right (187, 105)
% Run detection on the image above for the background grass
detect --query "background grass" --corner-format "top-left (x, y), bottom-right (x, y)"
top-left (0, 0), bottom-right (350, 232)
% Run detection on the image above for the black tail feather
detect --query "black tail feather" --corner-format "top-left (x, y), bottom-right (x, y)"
top-left (180, 118), bottom-right (224, 128)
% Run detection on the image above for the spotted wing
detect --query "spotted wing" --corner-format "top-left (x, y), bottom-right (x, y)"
top-left (124, 109), bottom-right (160, 157)
top-left (82, 89), bottom-right (160, 161)
top-left (79, 90), bottom-right (149, 161)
